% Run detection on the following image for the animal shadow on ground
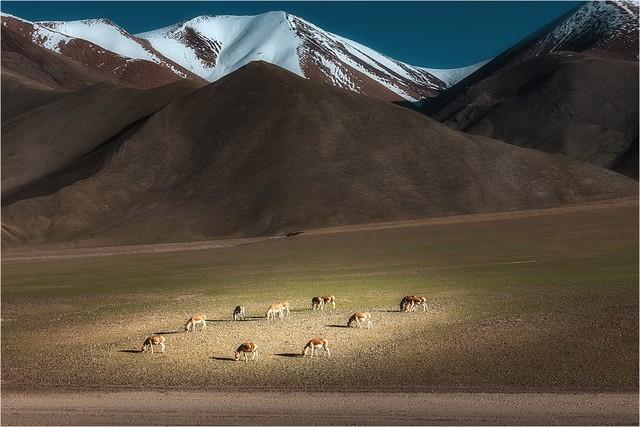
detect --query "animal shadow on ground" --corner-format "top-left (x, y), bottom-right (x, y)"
top-left (274, 353), bottom-right (302, 358)
top-left (206, 318), bottom-right (261, 323)
top-left (326, 324), bottom-right (350, 328)
top-left (154, 331), bottom-right (182, 335)
top-left (119, 349), bottom-right (143, 353)
top-left (210, 356), bottom-right (236, 362)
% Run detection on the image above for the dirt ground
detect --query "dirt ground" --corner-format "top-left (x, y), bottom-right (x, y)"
top-left (2, 391), bottom-right (638, 425)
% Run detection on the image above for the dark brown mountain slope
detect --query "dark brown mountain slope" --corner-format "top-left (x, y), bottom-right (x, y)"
top-left (1, 79), bottom-right (203, 198)
top-left (427, 52), bottom-right (639, 179)
top-left (0, 70), bottom-right (69, 122)
top-left (419, 1), bottom-right (639, 179)
top-left (2, 62), bottom-right (636, 248)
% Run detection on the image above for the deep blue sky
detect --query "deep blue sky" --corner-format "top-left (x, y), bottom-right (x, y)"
top-left (2, 1), bottom-right (582, 68)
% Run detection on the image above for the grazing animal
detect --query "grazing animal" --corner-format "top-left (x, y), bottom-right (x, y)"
top-left (233, 305), bottom-right (246, 321)
top-left (266, 303), bottom-right (284, 320)
top-left (185, 314), bottom-right (207, 332)
top-left (347, 312), bottom-right (372, 329)
top-left (311, 296), bottom-right (324, 311)
top-left (400, 296), bottom-right (428, 312)
top-left (235, 342), bottom-right (259, 362)
top-left (400, 296), bottom-right (413, 312)
top-left (281, 301), bottom-right (291, 317)
top-left (410, 296), bottom-right (428, 312)
top-left (142, 335), bottom-right (166, 353)
top-left (303, 338), bottom-right (331, 358)
top-left (320, 295), bottom-right (336, 310)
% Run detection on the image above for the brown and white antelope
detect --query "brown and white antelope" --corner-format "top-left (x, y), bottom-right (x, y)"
top-left (311, 296), bottom-right (323, 311)
top-left (303, 338), bottom-right (331, 358)
top-left (185, 314), bottom-right (207, 332)
top-left (142, 335), bottom-right (166, 353)
top-left (233, 305), bottom-right (245, 321)
top-left (266, 303), bottom-right (284, 320)
top-left (411, 296), bottom-right (428, 312)
top-left (280, 301), bottom-right (291, 317)
top-left (235, 342), bottom-right (259, 362)
top-left (320, 295), bottom-right (336, 310)
top-left (347, 312), bottom-right (372, 329)
top-left (400, 296), bottom-right (428, 312)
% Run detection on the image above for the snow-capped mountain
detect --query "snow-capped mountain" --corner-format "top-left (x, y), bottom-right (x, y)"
top-left (1, 13), bottom-right (205, 88)
top-left (1, 11), bottom-right (483, 101)
top-left (519, 0), bottom-right (639, 62)
top-left (39, 18), bottom-right (189, 77)
top-left (136, 11), bottom-right (454, 101)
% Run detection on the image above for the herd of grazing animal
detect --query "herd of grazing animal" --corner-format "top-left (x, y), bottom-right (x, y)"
top-left (311, 295), bottom-right (336, 311)
top-left (140, 294), bottom-right (429, 359)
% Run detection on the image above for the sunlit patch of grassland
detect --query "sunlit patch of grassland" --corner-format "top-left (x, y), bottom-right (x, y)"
top-left (2, 199), bottom-right (637, 392)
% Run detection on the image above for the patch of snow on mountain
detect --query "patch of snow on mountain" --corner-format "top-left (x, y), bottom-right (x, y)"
top-left (613, 0), bottom-right (639, 17)
top-left (40, 19), bottom-right (161, 62)
top-left (1, 13), bottom-right (73, 53)
top-left (30, 23), bottom-right (73, 53)
top-left (1, 12), bottom-right (30, 23)
top-left (138, 11), bottom-right (303, 81)
top-left (290, 15), bottom-right (436, 101)
top-left (420, 59), bottom-right (491, 86)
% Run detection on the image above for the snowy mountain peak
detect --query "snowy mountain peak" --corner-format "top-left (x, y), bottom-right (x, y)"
top-left (2, 11), bottom-right (485, 101)
top-left (38, 18), bottom-right (174, 66)
top-left (527, 0), bottom-right (639, 61)
top-left (135, 11), bottom-right (467, 101)
top-left (138, 12), bottom-right (304, 84)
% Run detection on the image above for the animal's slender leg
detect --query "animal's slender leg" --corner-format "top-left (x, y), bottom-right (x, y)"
top-left (325, 346), bottom-right (331, 357)
top-left (161, 343), bottom-right (165, 353)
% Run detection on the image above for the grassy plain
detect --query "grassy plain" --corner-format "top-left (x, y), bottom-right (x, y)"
top-left (1, 198), bottom-right (638, 393)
